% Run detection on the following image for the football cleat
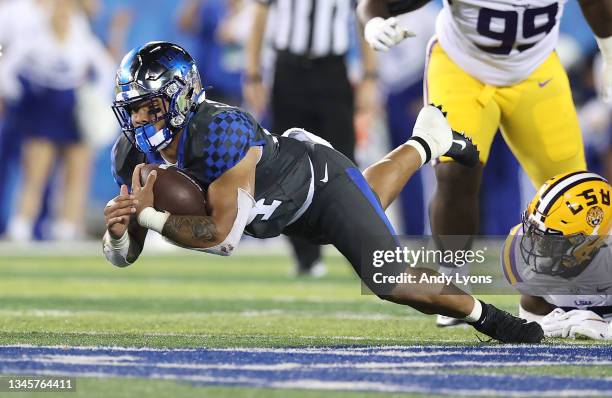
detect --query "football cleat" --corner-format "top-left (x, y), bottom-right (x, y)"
top-left (436, 315), bottom-right (467, 328)
top-left (470, 301), bottom-right (544, 343)
top-left (409, 105), bottom-right (480, 167)
top-left (427, 104), bottom-right (479, 167)
top-left (445, 130), bottom-right (480, 167)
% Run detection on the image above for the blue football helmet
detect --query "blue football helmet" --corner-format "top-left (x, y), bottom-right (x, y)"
top-left (112, 41), bottom-right (203, 153)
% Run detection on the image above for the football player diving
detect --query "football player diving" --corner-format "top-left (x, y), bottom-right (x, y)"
top-left (503, 171), bottom-right (612, 340)
top-left (102, 42), bottom-right (544, 343)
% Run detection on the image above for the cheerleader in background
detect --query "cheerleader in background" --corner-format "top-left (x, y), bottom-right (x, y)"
top-left (0, 0), bottom-right (114, 241)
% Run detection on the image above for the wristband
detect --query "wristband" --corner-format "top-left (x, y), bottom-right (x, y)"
top-left (109, 229), bottom-right (130, 250)
top-left (137, 207), bottom-right (170, 234)
top-left (102, 230), bottom-right (131, 267)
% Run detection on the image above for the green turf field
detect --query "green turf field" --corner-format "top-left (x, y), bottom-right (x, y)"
top-left (0, 252), bottom-right (515, 347)
top-left (0, 251), bottom-right (610, 397)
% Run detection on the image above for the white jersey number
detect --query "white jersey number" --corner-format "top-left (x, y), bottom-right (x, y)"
top-left (249, 199), bottom-right (282, 222)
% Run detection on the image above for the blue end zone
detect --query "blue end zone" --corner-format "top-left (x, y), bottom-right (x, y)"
top-left (1, 345), bottom-right (611, 396)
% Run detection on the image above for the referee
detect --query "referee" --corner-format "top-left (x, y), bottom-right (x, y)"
top-left (244, 0), bottom-right (378, 276)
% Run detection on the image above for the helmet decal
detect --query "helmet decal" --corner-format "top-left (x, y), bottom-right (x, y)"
top-left (586, 206), bottom-right (604, 228)
top-left (535, 172), bottom-right (605, 221)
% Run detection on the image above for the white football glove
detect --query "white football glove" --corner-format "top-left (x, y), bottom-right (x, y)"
top-left (541, 308), bottom-right (609, 340)
top-left (406, 105), bottom-right (452, 165)
top-left (364, 17), bottom-right (415, 52)
top-left (596, 36), bottom-right (612, 103)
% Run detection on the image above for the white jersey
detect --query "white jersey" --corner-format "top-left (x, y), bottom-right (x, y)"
top-left (502, 225), bottom-right (612, 310)
top-left (0, 11), bottom-right (114, 99)
top-left (436, 0), bottom-right (567, 86)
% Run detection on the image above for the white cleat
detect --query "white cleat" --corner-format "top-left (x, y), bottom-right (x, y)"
top-left (436, 315), bottom-right (468, 328)
top-left (309, 262), bottom-right (328, 278)
top-left (292, 261), bottom-right (328, 278)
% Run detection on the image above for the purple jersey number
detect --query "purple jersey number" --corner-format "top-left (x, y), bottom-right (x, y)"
top-left (475, 3), bottom-right (558, 55)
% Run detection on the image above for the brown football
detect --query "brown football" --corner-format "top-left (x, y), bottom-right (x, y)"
top-left (139, 164), bottom-right (208, 216)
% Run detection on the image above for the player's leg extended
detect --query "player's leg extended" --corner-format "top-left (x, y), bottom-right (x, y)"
top-left (426, 41), bottom-right (500, 237)
top-left (312, 158), bottom-right (475, 317)
top-left (362, 143), bottom-right (423, 210)
top-left (498, 52), bottom-right (586, 187)
top-left (364, 103), bottom-right (479, 210)
top-left (301, 148), bottom-right (543, 342)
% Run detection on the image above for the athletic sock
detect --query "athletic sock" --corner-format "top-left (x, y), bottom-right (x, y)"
top-left (405, 137), bottom-right (432, 166)
top-left (463, 297), bottom-right (485, 323)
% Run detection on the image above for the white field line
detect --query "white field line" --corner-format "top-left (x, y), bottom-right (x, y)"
top-left (0, 333), bottom-right (409, 342)
top-left (1, 343), bottom-right (606, 352)
top-left (0, 294), bottom-right (378, 305)
top-left (0, 238), bottom-right (345, 258)
top-left (0, 308), bottom-right (421, 321)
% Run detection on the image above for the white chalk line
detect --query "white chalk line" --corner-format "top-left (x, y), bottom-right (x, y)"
top-left (0, 308), bottom-right (419, 321)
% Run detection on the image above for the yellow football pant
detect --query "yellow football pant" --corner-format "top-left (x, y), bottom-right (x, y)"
top-left (425, 41), bottom-right (586, 187)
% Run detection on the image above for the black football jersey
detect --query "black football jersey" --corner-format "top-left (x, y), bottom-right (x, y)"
top-left (111, 100), bottom-right (312, 238)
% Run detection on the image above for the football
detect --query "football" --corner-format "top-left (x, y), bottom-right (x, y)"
top-left (139, 164), bottom-right (208, 216)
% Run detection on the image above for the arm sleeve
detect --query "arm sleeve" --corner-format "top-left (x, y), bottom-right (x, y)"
top-left (201, 110), bottom-right (260, 185)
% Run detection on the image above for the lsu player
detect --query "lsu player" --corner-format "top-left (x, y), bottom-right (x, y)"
top-left (102, 41), bottom-right (544, 343)
top-left (503, 171), bottom-right (612, 339)
top-left (358, 0), bottom-right (612, 326)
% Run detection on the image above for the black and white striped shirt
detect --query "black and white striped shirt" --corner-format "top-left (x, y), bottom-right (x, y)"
top-left (258, 0), bottom-right (356, 58)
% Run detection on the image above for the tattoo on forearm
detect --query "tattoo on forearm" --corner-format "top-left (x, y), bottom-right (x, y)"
top-left (162, 215), bottom-right (218, 244)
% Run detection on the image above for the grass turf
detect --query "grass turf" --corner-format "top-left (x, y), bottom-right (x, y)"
top-left (0, 251), bottom-right (610, 397)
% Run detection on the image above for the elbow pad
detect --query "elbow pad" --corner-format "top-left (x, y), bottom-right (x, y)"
top-left (192, 188), bottom-right (256, 256)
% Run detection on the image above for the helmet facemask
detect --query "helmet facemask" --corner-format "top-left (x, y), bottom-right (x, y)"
top-left (520, 212), bottom-right (599, 278)
top-left (112, 77), bottom-right (197, 153)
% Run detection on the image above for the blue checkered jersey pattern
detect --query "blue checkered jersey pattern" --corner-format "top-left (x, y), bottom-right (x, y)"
top-left (200, 109), bottom-right (264, 184)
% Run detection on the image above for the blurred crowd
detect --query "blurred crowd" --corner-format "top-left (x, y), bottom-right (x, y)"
top-left (0, 0), bottom-right (609, 242)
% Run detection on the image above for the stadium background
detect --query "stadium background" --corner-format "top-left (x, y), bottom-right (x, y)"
top-left (0, 0), bottom-right (608, 241)
top-left (0, 1), bottom-right (611, 397)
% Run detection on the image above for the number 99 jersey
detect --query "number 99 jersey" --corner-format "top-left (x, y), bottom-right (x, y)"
top-left (436, 0), bottom-right (566, 86)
